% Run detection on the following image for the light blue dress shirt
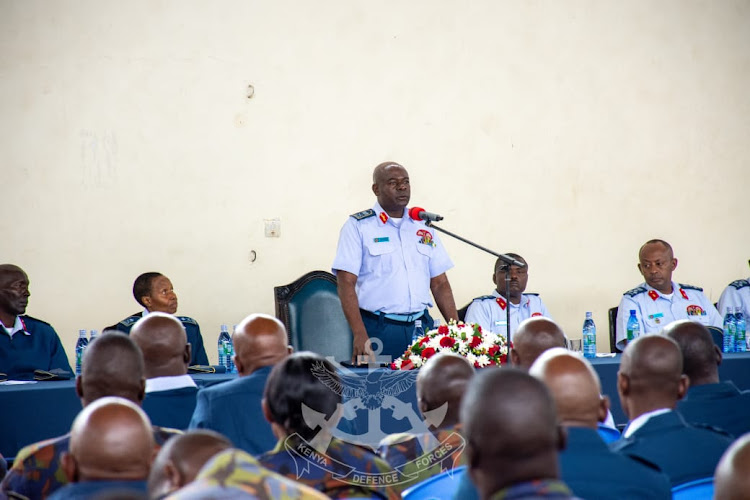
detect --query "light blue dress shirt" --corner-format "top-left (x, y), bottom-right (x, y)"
top-left (464, 290), bottom-right (550, 338)
top-left (718, 278), bottom-right (750, 319)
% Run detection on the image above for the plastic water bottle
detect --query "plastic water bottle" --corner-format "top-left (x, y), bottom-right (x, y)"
top-left (412, 320), bottom-right (425, 345)
top-left (626, 310), bottom-right (640, 344)
top-left (75, 329), bottom-right (89, 375)
top-left (218, 324), bottom-right (230, 368)
top-left (582, 312), bottom-right (596, 358)
top-left (723, 307), bottom-right (736, 353)
top-left (89, 329), bottom-right (99, 343)
top-left (224, 335), bottom-right (236, 374)
top-left (734, 307), bottom-right (746, 353)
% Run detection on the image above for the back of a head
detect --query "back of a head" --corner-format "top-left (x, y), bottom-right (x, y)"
top-left (620, 335), bottom-right (684, 404)
top-left (512, 317), bottom-right (567, 370)
top-left (130, 312), bottom-right (189, 378)
top-left (80, 332), bottom-right (145, 405)
top-left (461, 367), bottom-right (561, 497)
top-left (148, 430), bottom-right (232, 499)
top-left (67, 396), bottom-right (155, 482)
top-left (263, 352), bottom-right (340, 441)
top-left (664, 320), bottom-right (720, 385)
top-left (715, 433), bottom-right (750, 500)
top-left (417, 352), bottom-right (474, 427)
top-left (530, 348), bottom-right (604, 428)
top-left (233, 313), bottom-right (289, 375)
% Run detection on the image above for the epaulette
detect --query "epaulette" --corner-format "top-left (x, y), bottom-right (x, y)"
top-left (523, 292), bottom-right (539, 297)
top-left (623, 286), bottom-right (647, 298)
top-left (177, 316), bottom-right (198, 326)
top-left (679, 283), bottom-right (704, 292)
top-left (692, 421), bottom-right (733, 438)
top-left (119, 315), bottom-right (142, 327)
top-left (20, 315), bottom-right (51, 327)
top-left (472, 295), bottom-right (496, 302)
top-left (350, 209), bottom-right (375, 221)
top-left (729, 279), bottom-right (750, 290)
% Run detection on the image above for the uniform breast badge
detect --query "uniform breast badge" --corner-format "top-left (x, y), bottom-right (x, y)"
top-left (416, 229), bottom-right (436, 247)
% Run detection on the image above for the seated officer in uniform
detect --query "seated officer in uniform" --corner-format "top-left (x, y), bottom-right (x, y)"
top-left (717, 260), bottom-right (750, 321)
top-left (0, 264), bottom-right (72, 379)
top-left (615, 239), bottom-right (722, 351)
top-left (333, 161), bottom-right (458, 362)
top-left (106, 272), bottom-right (209, 366)
top-left (465, 253), bottom-right (550, 339)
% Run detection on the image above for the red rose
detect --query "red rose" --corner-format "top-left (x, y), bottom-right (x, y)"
top-left (500, 353), bottom-right (508, 364)
top-left (419, 336), bottom-right (430, 346)
top-left (470, 336), bottom-right (482, 348)
top-left (422, 347), bottom-right (436, 359)
top-left (400, 359), bottom-right (415, 370)
top-left (438, 324), bottom-right (449, 335)
top-left (390, 362), bottom-right (397, 370)
top-left (488, 345), bottom-right (500, 357)
top-left (473, 360), bottom-right (481, 368)
top-left (440, 336), bottom-right (456, 348)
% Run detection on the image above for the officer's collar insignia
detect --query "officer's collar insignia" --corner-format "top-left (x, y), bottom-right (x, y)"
top-left (679, 288), bottom-right (689, 300)
top-left (648, 290), bottom-right (659, 301)
top-left (19, 317), bottom-right (31, 336)
top-left (379, 212), bottom-right (388, 224)
top-left (496, 297), bottom-right (507, 310)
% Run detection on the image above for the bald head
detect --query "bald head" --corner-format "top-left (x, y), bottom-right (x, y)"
top-left (78, 332), bottom-right (146, 406)
top-left (715, 433), bottom-right (750, 500)
top-left (64, 397), bottom-right (155, 482)
top-left (130, 313), bottom-right (190, 378)
top-left (0, 264), bottom-right (25, 279)
top-left (511, 317), bottom-right (567, 369)
top-left (461, 368), bottom-right (562, 498)
top-left (233, 314), bottom-right (289, 376)
top-left (148, 430), bottom-right (232, 499)
top-left (664, 320), bottom-right (721, 386)
top-left (618, 335), bottom-right (688, 420)
top-left (417, 352), bottom-right (474, 428)
top-left (530, 348), bottom-right (607, 428)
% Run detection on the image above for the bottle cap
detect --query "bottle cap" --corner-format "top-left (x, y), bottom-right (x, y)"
top-left (630, 310), bottom-right (636, 315)
top-left (585, 312), bottom-right (592, 318)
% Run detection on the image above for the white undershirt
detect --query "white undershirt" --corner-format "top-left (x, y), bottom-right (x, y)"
top-left (145, 374), bottom-right (197, 393)
top-left (623, 408), bottom-right (672, 438)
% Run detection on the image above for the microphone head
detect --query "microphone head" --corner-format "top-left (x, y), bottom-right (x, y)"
top-left (408, 206), bottom-right (425, 221)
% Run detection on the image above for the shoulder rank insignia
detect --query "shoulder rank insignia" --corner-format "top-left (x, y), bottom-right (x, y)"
top-left (350, 209), bottom-right (375, 221)
top-left (729, 279), bottom-right (750, 290)
top-left (177, 316), bottom-right (198, 326)
top-left (120, 315), bottom-right (142, 327)
top-left (471, 295), bottom-right (495, 302)
top-left (679, 283), bottom-right (703, 292)
top-left (624, 286), bottom-right (647, 298)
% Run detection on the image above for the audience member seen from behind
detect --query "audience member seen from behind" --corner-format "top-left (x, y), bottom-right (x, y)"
top-left (611, 335), bottom-right (733, 486)
top-left (0, 264), bottom-right (72, 379)
top-left (714, 433), bottom-right (750, 500)
top-left (1, 332), bottom-right (180, 499)
top-left (665, 319), bottom-right (750, 438)
top-left (378, 352), bottom-right (474, 486)
top-left (106, 272), bottom-right (208, 366)
top-left (510, 316), bottom-right (567, 370)
top-left (465, 254), bottom-right (551, 339)
top-left (188, 313), bottom-right (290, 455)
top-left (259, 351), bottom-right (400, 500)
top-left (47, 397), bottom-right (154, 499)
top-left (530, 348), bottom-right (671, 499)
top-left (148, 430), bottom-right (232, 499)
top-left (130, 312), bottom-right (198, 430)
top-left (615, 239), bottom-right (721, 350)
top-left (458, 368), bottom-right (576, 500)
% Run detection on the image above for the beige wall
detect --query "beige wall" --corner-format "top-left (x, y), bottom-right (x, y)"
top-left (2, 0), bottom-right (749, 366)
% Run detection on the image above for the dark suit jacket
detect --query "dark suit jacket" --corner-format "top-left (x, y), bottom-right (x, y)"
top-left (678, 381), bottom-right (750, 438)
top-left (188, 366), bottom-right (276, 455)
top-left (142, 386), bottom-right (199, 430)
top-left (561, 427), bottom-right (671, 499)
top-left (611, 410), bottom-right (733, 486)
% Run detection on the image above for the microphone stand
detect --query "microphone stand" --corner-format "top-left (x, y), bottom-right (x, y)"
top-left (424, 221), bottom-right (524, 349)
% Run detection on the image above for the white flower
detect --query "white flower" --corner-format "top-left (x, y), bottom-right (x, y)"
top-left (465, 352), bottom-right (477, 365)
top-left (476, 354), bottom-right (491, 367)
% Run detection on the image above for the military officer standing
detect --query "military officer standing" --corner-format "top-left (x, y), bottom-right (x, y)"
top-left (332, 162), bottom-right (458, 361)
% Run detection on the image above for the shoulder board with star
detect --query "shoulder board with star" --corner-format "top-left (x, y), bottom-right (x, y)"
top-left (350, 209), bottom-right (376, 221)
top-left (119, 314), bottom-right (143, 327)
top-left (624, 286), bottom-right (647, 298)
top-left (679, 283), bottom-right (704, 292)
top-left (729, 279), bottom-right (750, 290)
top-left (471, 295), bottom-right (496, 302)
top-left (177, 316), bottom-right (198, 326)
top-left (21, 315), bottom-right (51, 327)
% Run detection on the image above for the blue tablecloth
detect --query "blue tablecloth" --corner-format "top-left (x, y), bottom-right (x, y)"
top-left (2, 354), bottom-right (750, 460)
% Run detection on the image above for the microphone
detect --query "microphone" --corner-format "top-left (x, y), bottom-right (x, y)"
top-left (409, 206), bottom-right (444, 222)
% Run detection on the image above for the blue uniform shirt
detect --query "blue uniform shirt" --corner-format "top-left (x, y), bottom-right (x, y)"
top-left (615, 281), bottom-right (722, 350)
top-left (464, 291), bottom-right (550, 338)
top-left (0, 316), bottom-right (72, 379)
top-left (718, 278), bottom-right (750, 319)
top-left (332, 202), bottom-right (453, 314)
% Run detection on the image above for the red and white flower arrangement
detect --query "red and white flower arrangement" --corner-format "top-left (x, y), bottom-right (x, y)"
top-left (390, 321), bottom-right (509, 370)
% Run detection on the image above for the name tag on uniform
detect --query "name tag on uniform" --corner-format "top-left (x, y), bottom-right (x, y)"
top-left (648, 312), bottom-right (664, 324)
top-left (373, 237), bottom-right (389, 243)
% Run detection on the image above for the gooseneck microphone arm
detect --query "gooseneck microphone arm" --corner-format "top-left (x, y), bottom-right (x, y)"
top-left (423, 221), bottom-right (525, 269)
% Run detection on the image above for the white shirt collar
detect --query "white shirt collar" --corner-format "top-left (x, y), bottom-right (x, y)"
top-left (2, 316), bottom-right (30, 338)
top-left (623, 408), bottom-right (672, 438)
top-left (145, 374), bottom-right (197, 393)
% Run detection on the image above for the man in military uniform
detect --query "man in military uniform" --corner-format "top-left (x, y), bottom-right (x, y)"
top-left (0, 264), bottom-right (72, 379)
top-left (464, 253), bottom-right (550, 339)
top-left (106, 272), bottom-right (209, 366)
top-left (333, 162), bottom-right (458, 361)
top-left (615, 239), bottom-right (721, 351)
top-left (717, 261), bottom-right (750, 320)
